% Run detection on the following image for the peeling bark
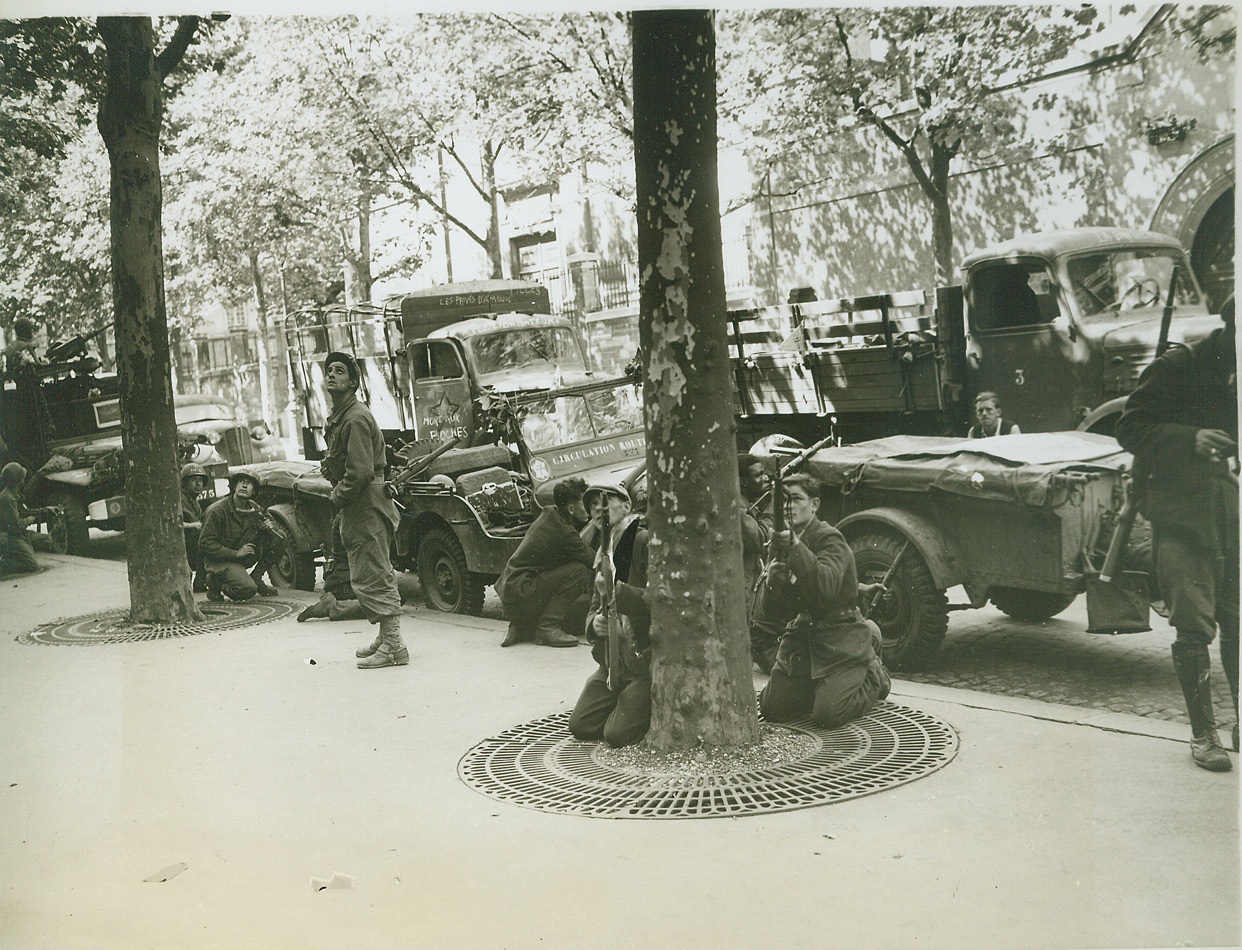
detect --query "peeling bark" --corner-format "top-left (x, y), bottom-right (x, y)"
top-left (98, 16), bottom-right (202, 624)
top-left (634, 10), bottom-right (758, 750)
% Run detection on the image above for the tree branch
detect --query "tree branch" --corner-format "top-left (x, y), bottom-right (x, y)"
top-left (156, 17), bottom-right (200, 80)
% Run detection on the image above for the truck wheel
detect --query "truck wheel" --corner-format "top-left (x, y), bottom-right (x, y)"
top-left (988, 587), bottom-right (1076, 622)
top-left (418, 527), bottom-right (486, 615)
top-left (49, 493), bottom-right (90, 556)
top-left (266, 511), bottom-right (316, 591)
top-left (851, 532), bottom-right (948, 670)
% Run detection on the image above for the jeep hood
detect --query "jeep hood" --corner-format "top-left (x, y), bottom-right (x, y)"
top-left (1095, 310), bottom-right (1222, 350)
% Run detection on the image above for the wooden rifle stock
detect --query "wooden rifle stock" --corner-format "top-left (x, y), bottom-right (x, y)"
top-left (768, 465), bottom-right (787, 568)
top-left (599, 508), bottom-right (625, 691)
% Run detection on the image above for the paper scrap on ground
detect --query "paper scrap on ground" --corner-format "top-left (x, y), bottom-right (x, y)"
top-left (310, 872), bottom-right (355, 892)
top-left (144, 862), bottom-right (187, 883)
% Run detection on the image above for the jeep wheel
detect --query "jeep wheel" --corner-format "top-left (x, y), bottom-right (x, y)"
top-left (49, 493), bottom-right (89, 556)
top-left (418, 527), bottom-right (486, 615)
top-left (988, 587), bottom-right (1077, 622)
top-left (266, 512), bottom-right (316, 591)
top-left (850, 531), bottom-right (948, 670)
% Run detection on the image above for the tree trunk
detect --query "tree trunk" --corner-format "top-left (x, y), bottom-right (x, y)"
top-left (97, 16), bottom-right (201, 623)
top-left (929, 141), bottom-right (955, 289)
top-left (482, 140), bottom-right (504, 279)
top-left (249, 251), bottom-right (274, 431)
top-left (633, 9), bottom-right (758, 751)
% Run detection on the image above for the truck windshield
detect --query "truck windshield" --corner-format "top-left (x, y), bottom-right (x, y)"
top-left (1066, 249), bottom-right (1200, 322)
top-left (469, 327), bottom-right (586, 378)
top-left (518, 384), bottom-right (643, 451)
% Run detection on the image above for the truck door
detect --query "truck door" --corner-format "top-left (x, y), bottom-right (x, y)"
top-left (406, 339), bottom-right (474, 443)
top-left (963, 260), bottom-right (1088, 433)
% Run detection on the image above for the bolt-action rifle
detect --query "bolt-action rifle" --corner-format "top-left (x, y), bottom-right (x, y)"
top-left (748, 433), bottom-right (837, 516)
top-left (766, 464), bottom-right (788, 573)
top-left (599, 506), bottom-right (625, 691)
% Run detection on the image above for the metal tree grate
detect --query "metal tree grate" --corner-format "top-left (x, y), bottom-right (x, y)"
top-left (17, 599), bottom-right (299, 646)
top-left (459, 701), bottom-right (958, 819)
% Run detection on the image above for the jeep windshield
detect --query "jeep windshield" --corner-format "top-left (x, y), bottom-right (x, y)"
top-left (518, 383), bottom-right (643, 452)
top-left (1066, 248), bottom-right (1201, 323)
top-left (468, 326), bottom-right (587, 379)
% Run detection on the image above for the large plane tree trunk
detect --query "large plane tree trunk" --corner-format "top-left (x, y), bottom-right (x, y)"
top-left (634, 9), bottom-right (758, 751)
top-left (98, 16), bottom-right (202, 623)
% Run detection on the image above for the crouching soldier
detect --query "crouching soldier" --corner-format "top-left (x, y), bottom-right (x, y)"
top-left (568, 485), bottom-right (651, 747)
top-left (199, 470), bottom-right (284, 602)
top-left (495, 476), bottom-right (592, 648)
top-left (179, 463), bottom-right (210, 593)
top-left (1, 462), bottom-right (42, 577)
top-left (758, 474), bottom-right (890, 729)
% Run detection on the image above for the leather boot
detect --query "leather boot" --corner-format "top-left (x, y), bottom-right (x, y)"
top-left (534, 612), bottom-right (578, 648)
top-left (358, 615), bottom-right (408, 668)
top-left (355, 634), bottom-right (383, 659)
top-left (328, 600), bottom-right (367, 622)
top-left (1219, 635), bottom-right (1239, 752)
top-left (297, 593), bottom-right (337, 622)
top-left (192, 572), bottom-right (207, 594)
top-left (251, 571), bottom-right (278, 597)
top-left (1172, 642), bottom-right (1232, 772)
top-left (501, 619), bottom-right (537, 648)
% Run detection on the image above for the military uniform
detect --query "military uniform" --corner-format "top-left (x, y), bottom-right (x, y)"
top-left (0, 482), bottom-right (39, 576)
top-left (568, 517), bottom-right (651, 747)
top-left (199, 492), bottom-right (283, 601)
top-left (758, 517), bottom-right (890, 729)
top-left (321, 389), bottom-right (402, 622)
top-left (1116, 319), bottom-right (1238, 768)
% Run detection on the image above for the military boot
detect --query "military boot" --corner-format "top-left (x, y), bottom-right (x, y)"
top-left (297, 593), bottom-right (337, 623)
top-left (251, 571), bottom-right (278, 597)
top-left (355, 633), bottom-right (383, 659)
top-left (357, 615), bottom-right (408, 668)
top-left (1219, 635), bottom-right (1239, 752)
top-left (534, 612), bottom-right (578, 648)
top-left (501, 618), bottom-right (537, 648)
top-left (1172, 641), bottom-right (1232, 772)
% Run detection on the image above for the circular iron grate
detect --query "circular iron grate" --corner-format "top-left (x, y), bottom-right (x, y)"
top-left (459, 701), bottom-right (958, 819)
top-left (17, 599), bottom-right (299, 646)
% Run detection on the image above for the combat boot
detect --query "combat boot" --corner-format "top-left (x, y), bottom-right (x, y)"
top-left (251, 571), bottom-right (278, 597)
top-left (501, 618), bottom-right (537, 648)
top-left (534, 612), bottom-right (578, 648)
top-left (357, 615), bottom-right (408, 669)
top-left (328, 600), bottom-right (367, 622)
top-left (355, 633), bottom-right (383, 659)
top-left (192, 572), bottom-right (207, 594)
top-left (1172, 641), bottom-right (1232, 772)
top-left (297, 593), bottom-right (337, 622)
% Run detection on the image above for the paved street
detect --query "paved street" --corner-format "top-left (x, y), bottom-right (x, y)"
top-left (81, 531), bottom-right (1234, 732)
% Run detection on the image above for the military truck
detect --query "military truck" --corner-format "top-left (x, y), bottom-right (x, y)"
top-left (729, 227), bottom-right (1219, 446)
top-left (0, 330), bottom-right (276, 553)
top-left (245, 374), bottom-right (645, 614)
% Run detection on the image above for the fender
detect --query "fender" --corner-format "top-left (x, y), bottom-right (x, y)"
top-left (267, 503), bottom-right (314, 556)
top-left (837, 507), bottom-right (960, 591)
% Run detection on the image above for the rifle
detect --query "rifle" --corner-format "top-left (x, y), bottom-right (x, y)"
top-left (767, 464), bottom-right (788, 569)
top-left (1155, 264), bottom-right (1180, 357)
top-left (748, 433), bottom-right (837, 515)
top-left (389, 435), bottom-right (467, 490)
top-left (599, 506), bottom-right (625, 691)
top-left (863, 539), bottom-right (909, 619)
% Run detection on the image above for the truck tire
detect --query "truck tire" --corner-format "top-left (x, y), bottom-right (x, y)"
top-left (48, 492), bottom-right (90, 556)
top-left (850, 531), bottom-right (948, 670)
top-left (418, 527), bottom-right (486, 616)
top-left (988, 587), bottom-right (1076, 622)
top-left (266, 510), bottom-right (316, 591)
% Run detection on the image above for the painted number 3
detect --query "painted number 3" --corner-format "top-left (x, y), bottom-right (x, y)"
top-left (1014, 369), bottom-right (1025, 386)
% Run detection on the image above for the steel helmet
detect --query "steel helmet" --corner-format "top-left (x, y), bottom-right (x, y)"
top-left (228, 470), bottom-right (262, 493)
top-left (180, 463), bottom-right (209, 482)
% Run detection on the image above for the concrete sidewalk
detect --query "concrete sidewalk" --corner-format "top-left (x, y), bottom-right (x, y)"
top-left (1, 554), bottom-right (1238, 950)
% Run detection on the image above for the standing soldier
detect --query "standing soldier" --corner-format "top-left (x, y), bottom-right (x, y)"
top-left (321, 351), bottom-right (407, 669)
top-left (1116, 298), bottom-right (1238, 771)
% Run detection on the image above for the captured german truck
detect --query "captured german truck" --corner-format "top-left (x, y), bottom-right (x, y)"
top-left (0, 328), bottom-right (272, 553)
top-left (251, 279), bottom-right (644, 613)
top-left (729, 227), bottom-right (1219, 446)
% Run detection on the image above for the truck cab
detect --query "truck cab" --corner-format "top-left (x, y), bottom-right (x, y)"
top-left (962, 228), bottom-right (1219, 433)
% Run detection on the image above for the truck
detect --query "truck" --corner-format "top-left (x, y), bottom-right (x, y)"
top-left (251, 279), bottom-right (644, 613)
top-left (728, 227), bottom-right (1221, 447)
top-left (0, 329), bottom-right (282, 554)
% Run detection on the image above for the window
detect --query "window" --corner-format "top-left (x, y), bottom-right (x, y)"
top-left (970, 263), bottom-right (1061, 331)
top-left (410, 341), bottom-right (463, 381)
top-left (1066, 249), bottom-right (1200, 323)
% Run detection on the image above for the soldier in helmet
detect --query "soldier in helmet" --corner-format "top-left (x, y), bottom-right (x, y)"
top-left (198, 470), bottom-right (285, 602)
top-left (179, 462), bottom-right (210, 593)
top-left (0, 461), bottom-right (40, 576)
